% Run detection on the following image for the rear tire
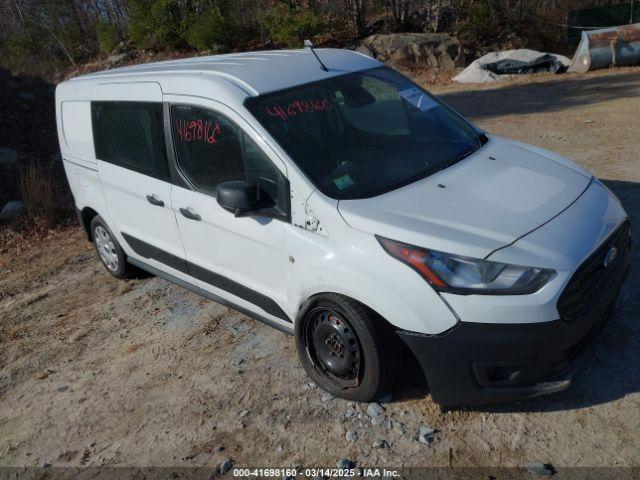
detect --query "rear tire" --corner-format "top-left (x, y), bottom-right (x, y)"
top-left (90, 215), bottom-right (130, 279)
top-left (295, 294), bottom-right (394, 402)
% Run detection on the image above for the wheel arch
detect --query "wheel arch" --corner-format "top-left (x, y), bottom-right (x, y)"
top-left (294, 290), bottom-right (427, 399)
top-left (78, 206), bottom-right (100, 241)
top-left (289, 263), bottom-right (459, 335)
top-left (295, 291), bottom-right (397, 334)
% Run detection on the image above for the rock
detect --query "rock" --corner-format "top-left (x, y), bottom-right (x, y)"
top-left (356, 33), bottom-right (464, 70)
top-left (321, 391), bottom-right (335, 402)
top-left (418, 426), bottom-right (437, 445)
top-left (105, 53), bottom-right (128, 66)
top-left (232, 357), bottom-right (244, 366)
top-left (220, 458), bottom-right (233, 474)
top-left (373, 439), bottom-right (389, 449)
top-left (346, 430), bottom-right (358, 442)
top-left (383, 418), bottom-right (393, 430)
top-left (336, 458), bottom-right (354, 469)
top-left (344, 406), bottom-right (357, 419)
top-left (19, 92), bottom-right (35, 101)
top-left (0, 148), bottom-right (18, 165)
top-left (367, 402), bottom-right (384, 418)
top-left (0, 200), bottom-right (25, 221)
top-left (239, 409), bottom-right (250, 418)
top-left (525, 463), bottom-right (556, 476)
top-left (371, 416), bottom-right (384, 426)
top-left (57, 385), bottom-right (69, 392)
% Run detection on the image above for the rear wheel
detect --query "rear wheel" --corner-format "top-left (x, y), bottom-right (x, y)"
top-left (90, 216), bottom-right (130, 278)
top-left (295, 294), bottom-right (394, 402)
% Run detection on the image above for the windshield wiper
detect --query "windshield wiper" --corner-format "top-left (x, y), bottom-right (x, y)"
top-left (427, 142), bottom-right (480, 176)
top-left (459, 144), bottom-right (480, 161)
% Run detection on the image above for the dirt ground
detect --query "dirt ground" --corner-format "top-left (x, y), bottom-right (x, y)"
top-left (1, 68), bottom-right (639, 473)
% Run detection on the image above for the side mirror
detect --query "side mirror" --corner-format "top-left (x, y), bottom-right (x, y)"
top-left (217, 180), bottom-right (278, 217)
top-left (216, 181), bottom-right (254, 216)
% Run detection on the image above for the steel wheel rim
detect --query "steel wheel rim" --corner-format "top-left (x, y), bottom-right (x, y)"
top-left (94, 225), bottom-right (119, 272)
top-left (304, 307), bottom-right (362, 389)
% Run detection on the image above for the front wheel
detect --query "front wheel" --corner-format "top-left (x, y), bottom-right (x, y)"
top-left (295, 294), bottom-right (394, 402)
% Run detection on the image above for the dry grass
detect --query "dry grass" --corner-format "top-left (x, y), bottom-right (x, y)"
top-left (0, 219), bottom-right (76, 257)
top-left (18, 161), bottom-right (72, 228)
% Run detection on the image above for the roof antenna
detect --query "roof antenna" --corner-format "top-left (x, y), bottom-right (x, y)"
top-left (299, 34), bottom-right (328, 72)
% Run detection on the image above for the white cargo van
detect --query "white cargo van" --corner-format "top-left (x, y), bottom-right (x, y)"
top-left (56, 48), bottom-right (630, 405)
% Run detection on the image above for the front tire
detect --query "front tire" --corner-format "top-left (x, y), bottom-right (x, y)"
top-left (295, 294), bottom-right (394, 402)
top-left (90, 215), bottom-right (130, 278)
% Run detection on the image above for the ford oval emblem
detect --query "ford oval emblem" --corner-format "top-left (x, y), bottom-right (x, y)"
top-left (604, 246), bottom-right (618, 268)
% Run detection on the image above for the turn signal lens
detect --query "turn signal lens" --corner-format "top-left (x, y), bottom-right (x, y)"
top-left (377, 236), bottom-right (555, 295)
top-left (377, 237), bottom-right (447, 288)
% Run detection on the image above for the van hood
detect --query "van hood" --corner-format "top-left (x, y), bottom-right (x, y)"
top-left (338, 136), bottom-right (592, 259)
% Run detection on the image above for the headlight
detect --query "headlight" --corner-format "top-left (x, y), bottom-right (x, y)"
top-left (377, 236), bottom-right (555, 295)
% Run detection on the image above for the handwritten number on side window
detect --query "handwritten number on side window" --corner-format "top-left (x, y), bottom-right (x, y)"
top-left (175, 119), bottom-right (221, 144)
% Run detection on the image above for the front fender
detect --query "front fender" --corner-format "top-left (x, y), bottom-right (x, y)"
top-left (285, 227), bottom-right (459, 335)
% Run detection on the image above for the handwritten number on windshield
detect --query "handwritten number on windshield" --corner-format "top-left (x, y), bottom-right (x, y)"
top-left (266, 98), bottom-right (333, 121)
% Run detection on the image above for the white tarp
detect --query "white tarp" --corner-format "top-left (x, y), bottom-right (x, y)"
top-left (454, 49), bottom-right (572, 84)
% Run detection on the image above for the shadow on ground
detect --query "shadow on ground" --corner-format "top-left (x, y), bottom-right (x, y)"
top-left (437, 71), bottom-right (640, 120)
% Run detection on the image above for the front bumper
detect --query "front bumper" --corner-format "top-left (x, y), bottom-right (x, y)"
top-left (398, 246), bottom-right (630, 406)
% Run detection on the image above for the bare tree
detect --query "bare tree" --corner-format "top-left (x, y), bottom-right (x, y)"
top-left (352, 0), bottom-right (367, 35)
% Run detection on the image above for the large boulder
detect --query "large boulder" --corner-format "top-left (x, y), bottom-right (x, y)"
top-left (0, 147), bottom-right (18, 166)
top-left (356, 33), bottom-right (464, 70)
top-left (0, 200), bottom-right (26, 221)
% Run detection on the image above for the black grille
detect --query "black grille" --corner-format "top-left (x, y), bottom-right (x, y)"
top-left (557, 221), bottom-right (631, 321)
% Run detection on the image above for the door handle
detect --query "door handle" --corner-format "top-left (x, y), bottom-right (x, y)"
top-left (146, 194), bottom-right (165, 207)
top-left (180, 207), bottom-right (201, 221)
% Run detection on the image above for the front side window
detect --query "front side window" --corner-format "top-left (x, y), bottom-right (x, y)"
top-left (245, 67), bottom-right (486, 200)
top-left (91, 101), bottom-right (169, 180)
top-left (171, 105), bottom-right (288, 218)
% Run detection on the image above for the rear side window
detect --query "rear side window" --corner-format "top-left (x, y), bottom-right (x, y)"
top-left (61, 101), bottom-right (94, 160)
top-left (91, 101), bottom-right (169, 180)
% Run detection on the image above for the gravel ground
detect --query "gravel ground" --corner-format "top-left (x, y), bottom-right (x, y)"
top-left (0, 67), bottom-right (639, 473)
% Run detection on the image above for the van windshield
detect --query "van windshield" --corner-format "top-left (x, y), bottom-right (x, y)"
top-left (245, 66), bottom-right (486, 200)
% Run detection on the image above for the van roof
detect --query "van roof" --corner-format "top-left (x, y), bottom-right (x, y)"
top-left (68, 48), bottom-right (382, 96)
